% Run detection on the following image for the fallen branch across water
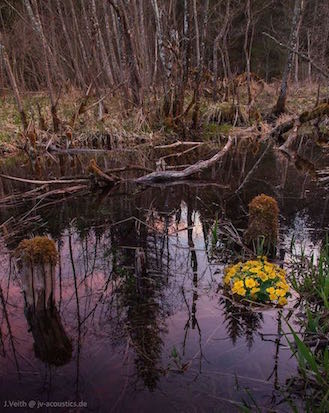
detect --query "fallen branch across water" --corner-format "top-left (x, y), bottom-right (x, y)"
top-left (135, 137), bottom-right (233, 184)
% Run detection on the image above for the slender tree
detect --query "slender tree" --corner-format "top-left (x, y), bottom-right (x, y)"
top-left (274, 0), bottom-right (304, 115)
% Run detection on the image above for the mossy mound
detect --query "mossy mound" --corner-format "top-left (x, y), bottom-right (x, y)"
top-left (244, 194), bottom-right (279, 251)
top-left (16, 236), bottom-right (58, 265)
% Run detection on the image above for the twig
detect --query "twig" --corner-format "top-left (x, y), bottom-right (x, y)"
top-left (154, 141), bottom-right (204, 149)
top-left (0, 174), bottom-right (89, 185)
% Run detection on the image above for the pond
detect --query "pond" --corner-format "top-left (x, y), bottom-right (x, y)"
top-left (0, 141), bottom-right (328, 412)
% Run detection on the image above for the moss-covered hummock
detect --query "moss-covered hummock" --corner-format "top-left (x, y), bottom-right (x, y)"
top-left (16, 236), bottom-right (58, 265)
top-left (244, 194), bottom-right (279, 252)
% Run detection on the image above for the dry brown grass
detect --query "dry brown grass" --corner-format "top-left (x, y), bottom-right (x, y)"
top-left (0, 82), bottom-right (326, 156)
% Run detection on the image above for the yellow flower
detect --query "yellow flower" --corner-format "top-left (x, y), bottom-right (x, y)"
top-left (242, 263), bottom-right (251, 271)
top-left (268, 271), bottom-right (277, 280)
top-left (276, 281), bottom-right (289, 291)
top-left (259, 272), bottom-right (268, 281)
top-left (278, 297), bottom-right (288, 306)
top-left (245, 278), bottom-right (256, 288)
top-left (225, 258), bottom-right (289, 306)
top-left (233, 280), bottom-right (244, 289)
top-left (236, 287), bottom-right (246, 296)
top-left (275, 288), bottom-right (286, 297)
top-left (251, 287), bottom-right (260, 295)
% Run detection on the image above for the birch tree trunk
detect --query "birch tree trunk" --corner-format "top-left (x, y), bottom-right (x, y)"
top-left (151, 0), bottom-right (170, 115)
top-left (176, 0), bottom-right (191, 117)
top-left (192, 0), bottom-right (209, 129)
top-left (274, 0), bottom-right (303, 115)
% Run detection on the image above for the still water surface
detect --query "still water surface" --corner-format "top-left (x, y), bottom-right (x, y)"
top-left (0, 143), bottom-right (328, 412)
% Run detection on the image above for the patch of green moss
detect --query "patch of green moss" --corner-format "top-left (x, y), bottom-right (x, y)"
top-left (202, 122), bottom-right (233, 140)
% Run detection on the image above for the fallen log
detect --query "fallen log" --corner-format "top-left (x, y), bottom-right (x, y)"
top-left (269, 103), bottom-right (329, 141)
top-left (135, 138), bottom-right (233, 184)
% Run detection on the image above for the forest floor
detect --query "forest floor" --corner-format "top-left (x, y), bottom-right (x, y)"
top-left (0, 82), bottom-right (328, 157)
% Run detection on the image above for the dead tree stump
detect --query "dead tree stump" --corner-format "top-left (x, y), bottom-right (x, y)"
top-left (244, 194), bottom-right (279, 257)
top-left (15, 236), bottom-right (72, 366)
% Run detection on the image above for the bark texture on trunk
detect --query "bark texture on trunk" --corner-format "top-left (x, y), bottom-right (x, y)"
top-left (274, 0), bottom-right (303, 116)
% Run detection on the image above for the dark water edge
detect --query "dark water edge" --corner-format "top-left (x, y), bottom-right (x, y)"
top-left (0, 142), bottom-right (328, 412)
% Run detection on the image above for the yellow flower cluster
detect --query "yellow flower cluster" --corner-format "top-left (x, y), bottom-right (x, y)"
top-left (223, 257), bottom-right (290, 306)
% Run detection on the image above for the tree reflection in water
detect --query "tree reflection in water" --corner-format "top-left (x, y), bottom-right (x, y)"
top-left (0, 146), bottom-right (329, 411)
top-left (220, 297), bottom-right (264, 349)
top-left (120, 266), bottom-right (164, 391)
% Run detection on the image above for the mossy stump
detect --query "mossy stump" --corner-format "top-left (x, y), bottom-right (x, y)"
top-left (16, 236), bottom-right (58, 309)
top-left (244, 194), bottom-right (279, 257)
top-left (16, 236), bottom-right (72, 366)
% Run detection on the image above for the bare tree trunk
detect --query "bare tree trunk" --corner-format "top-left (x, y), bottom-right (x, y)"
top-left (0, 35), bottom-right (28, 130)
top-left (192, 0), bottom-right (209, 129)
top-left (24, 0), bottom-right (61, 131)
top-left (138, 0), bottom-right (150, 86)
top-left (151, 0), bottom-right (171, 115)
top-left (102, 1), bottom-right (121, 84)
top-left (307, 30), bottom-right (312, 83)
top-left (193, 0), bottom-right (200, 69)
top-left (69, 0), bottom-right (89, 70)
top-left (244, 0), bottom-right (253, 112)
top-left (213, 0), bottom-right (231, 101)
top-left (176, 0), bottom-right (191, 118)
top-left (108, 0), bottom-right (142, 106)
top-left (56, 0), bottom-right (85, 88)
top-left (91, 0), bottom-right (114, 86)
top-left (274, 0), bottom-right (303, 116)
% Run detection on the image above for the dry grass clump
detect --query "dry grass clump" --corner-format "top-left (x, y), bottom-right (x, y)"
top-left (244, 194), bottom-right (279, 251)
top-left (16, 236), bottom-right (58, 264)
